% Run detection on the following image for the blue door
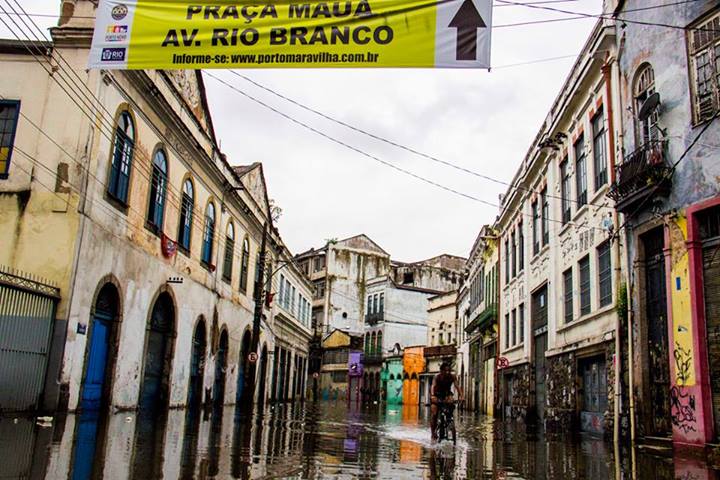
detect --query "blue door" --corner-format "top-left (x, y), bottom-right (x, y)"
top-left (71, 410), bottom-right (101, 480)
top-left (81, 314), bottom-right (111, 410)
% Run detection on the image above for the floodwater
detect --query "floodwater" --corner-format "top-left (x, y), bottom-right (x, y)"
top-left (1, 401), bottom-right (719, 479)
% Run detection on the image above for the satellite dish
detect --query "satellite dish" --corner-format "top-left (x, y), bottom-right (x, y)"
top-left (638, 92), bottom-right (661, 122)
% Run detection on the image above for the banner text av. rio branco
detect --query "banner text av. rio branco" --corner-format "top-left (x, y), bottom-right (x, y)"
top-left (88, 0), bottom-right (492, 69)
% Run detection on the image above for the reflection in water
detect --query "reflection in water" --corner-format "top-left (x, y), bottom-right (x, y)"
top-left (14, 402), bottom-right (720, 479)
top-left (130, 408), bottom-right (167, 479)
top-left (70, 410), bottom-right (107, 480)
top-left (179, 408), bottom-right (201, 480)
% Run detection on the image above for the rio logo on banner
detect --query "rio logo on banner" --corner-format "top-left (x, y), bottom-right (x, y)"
top-left (88, 0), bottom-right (492, 69)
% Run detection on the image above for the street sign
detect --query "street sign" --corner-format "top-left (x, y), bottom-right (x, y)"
top-left (313, 372), bottom-right (319, 379)
top-left (88, 0), bottom-right (492, 69)
top-left (248, 352), bottom-right (258, 363)
top-left (496, 356), bottom-right (509, 369)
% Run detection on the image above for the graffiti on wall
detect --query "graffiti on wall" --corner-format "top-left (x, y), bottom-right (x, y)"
top-left (671, 342), bottom-right (697, 433)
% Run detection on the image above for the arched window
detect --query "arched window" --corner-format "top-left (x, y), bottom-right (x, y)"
top-left (364, 334), bottom-right (370, 353)
top-left (634, 64), bottom-right (658, 145)
top-left (178, 179), bottom-right (194, 251)
top-left (239, 238), bottom-right (250, 293)
top-left (146, 148), bottom-right (167, 231)
top-left (370, 332), bottom-right (377, 354)
top-left (222, 222), bottom-right (234, 282)
top-left (201, 202), bottom-right (216, 265)
top-left (108, 110), bottom-right (134, 204)
top-left (376, 331), bottom-right (383, 355)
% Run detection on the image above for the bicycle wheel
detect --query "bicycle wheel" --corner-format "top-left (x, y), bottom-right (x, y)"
top-left (437, 412), bottom-right (446, 441)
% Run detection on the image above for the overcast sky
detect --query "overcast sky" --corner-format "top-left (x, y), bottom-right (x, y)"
top-left (6, 0), bottom-right (600, 262)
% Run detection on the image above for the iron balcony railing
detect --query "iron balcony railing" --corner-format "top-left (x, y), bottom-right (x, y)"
top-left (362, 353), bottom-right (384, 364)
top-left (465, 303), bottom-right (497, 335)
top-left (365, 311), bottom-right (384, 325)
top-left (423, 344), bottom-right (456, 358)
top-left (607, 140), bottom-right (672, 214)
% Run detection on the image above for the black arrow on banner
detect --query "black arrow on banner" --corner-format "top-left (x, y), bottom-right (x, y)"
top-left (448, 0), bottom-right (486, 61)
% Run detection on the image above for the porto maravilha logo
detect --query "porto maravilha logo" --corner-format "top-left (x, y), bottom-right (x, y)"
top-left (111, 4), bottom-right (128, 20)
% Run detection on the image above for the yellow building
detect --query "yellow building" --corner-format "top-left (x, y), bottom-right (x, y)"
top-left (0, 0), bottom-right (312, 414)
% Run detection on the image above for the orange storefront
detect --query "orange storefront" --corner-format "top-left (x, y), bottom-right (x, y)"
top-left (402, 346), bottom-right (425, 405)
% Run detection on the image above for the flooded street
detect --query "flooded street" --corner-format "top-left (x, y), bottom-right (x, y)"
top-left (2, 401), bottom-right (720, 479)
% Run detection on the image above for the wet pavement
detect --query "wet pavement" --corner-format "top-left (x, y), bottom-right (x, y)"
top-left (1, 401), bottom-right (719, 479)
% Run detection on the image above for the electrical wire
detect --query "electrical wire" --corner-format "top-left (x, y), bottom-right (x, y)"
top-left (206, 71), bottom-right (611, 234)
top-left (225, 69), bottom-right (614, 212)
top-left (9, 148), bottom-right (295, 349)
top-left (495, 0), bottom-right (719, 33)
top-left (1, 1), bottom-right (269, 245)
top-left (613, 113), bottom-right (720, 238)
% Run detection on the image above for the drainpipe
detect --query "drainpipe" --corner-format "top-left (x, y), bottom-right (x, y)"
top-left (602, 60), bottom-right (623, 447)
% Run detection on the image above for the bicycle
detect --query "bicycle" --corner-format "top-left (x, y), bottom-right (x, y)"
top-left (436, 399), bottom-right (457, 444)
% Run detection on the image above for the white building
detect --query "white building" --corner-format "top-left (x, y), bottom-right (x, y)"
top-left (496, 19), bottom-right (622, 435)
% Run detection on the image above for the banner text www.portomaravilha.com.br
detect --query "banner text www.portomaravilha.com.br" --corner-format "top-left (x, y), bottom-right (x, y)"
top-left (172, 51), bottom-right (381, 65)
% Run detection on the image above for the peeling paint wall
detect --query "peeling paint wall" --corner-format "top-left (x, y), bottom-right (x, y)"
top-left (325, 241), bottom-right (390, 335)
top-left (616, 0), bottom-right (720, 445)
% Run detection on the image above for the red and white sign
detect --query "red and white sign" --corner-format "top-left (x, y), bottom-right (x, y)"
top-left (496, 357), bottom-right (510, 369)
top-left (248, 352), bottom-right (258, 363)
top-left (161, 234), bottom-right (177, 258)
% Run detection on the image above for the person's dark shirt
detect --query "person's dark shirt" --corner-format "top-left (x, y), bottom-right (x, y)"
top-left (433, 372), bottom-right (455, 398)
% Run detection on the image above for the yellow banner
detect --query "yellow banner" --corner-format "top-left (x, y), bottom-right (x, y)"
top-left (89, 0), bottom-right (492, 69)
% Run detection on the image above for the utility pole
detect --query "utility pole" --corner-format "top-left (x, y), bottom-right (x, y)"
top-left (240, 221), bottom-right (268, 411)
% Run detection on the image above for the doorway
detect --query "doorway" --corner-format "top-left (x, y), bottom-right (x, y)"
top-left (81, 283), bottom-right (120, 411)
top-left (138, 292), bottom-right (175, 412)
top-left (532, 285), bottom-right (548, 424)
top-left (642, 228), bottom-right (671, 436)
top-left (236, 330), bottom-right (251, 403)
top-left (187, 319), bottom-right (206, 411)
top-left (699, 206), bottom-right (720, 436)
top-left (213, 329), bottom-right (228, 408)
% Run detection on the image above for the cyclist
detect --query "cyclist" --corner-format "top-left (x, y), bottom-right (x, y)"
top-left (430, 361), bottom-right (463, 441)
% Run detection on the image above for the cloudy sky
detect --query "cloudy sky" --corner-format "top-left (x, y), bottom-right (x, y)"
top-left (6, 0), bottom-right (601, 262)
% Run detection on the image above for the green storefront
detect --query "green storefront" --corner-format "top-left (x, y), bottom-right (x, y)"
top-left (382, 356), bottom-right (404, 404)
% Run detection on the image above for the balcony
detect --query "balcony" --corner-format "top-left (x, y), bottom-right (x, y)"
top-left (365, 311), bottom-right (384, 325)
top-left (362, 352), bottom-right (384, 364)
top-left (607, 140), bottom-right (672, 215)
top-left (465, 303), bottom-right (497, 335)
top-left (424, 344), bottom-right (456, 358)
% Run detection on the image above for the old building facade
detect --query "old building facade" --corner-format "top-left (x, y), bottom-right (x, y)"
top-left (296, 237), bottom-right (463, 402)
top-left (0, 0), bottom-right (311, 414)
top-left (609, 0), bottom-right (720, 446)
top-left (458, 225), bottom-right (499, 415)
top-left (496, 19), bottom-right (623, 436)
top-left (420, 291), bottom-right (457, 405)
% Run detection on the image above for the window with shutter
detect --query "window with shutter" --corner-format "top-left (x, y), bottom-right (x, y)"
top-left (688, 11), bottom-right (720, 124)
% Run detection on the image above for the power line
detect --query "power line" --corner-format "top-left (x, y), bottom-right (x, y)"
top-left (10, 135), bottom-right (305, 348)
top-left (0, 0), bottom-right (704, 31)
top-left (495, 0), bottom-right (719, 33)
top-left (493, 53), bottom-right (577, 68)
top-left (225, 70), bottom-right (614, 213)
top-left (3, 3), bottom-right (611, 239)
top-left (613, 113), bottom-right (719, 238)
top-left (0, 1), bottom-right (270, 245)
top-left (206, 71), bottom-right (612, 233)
